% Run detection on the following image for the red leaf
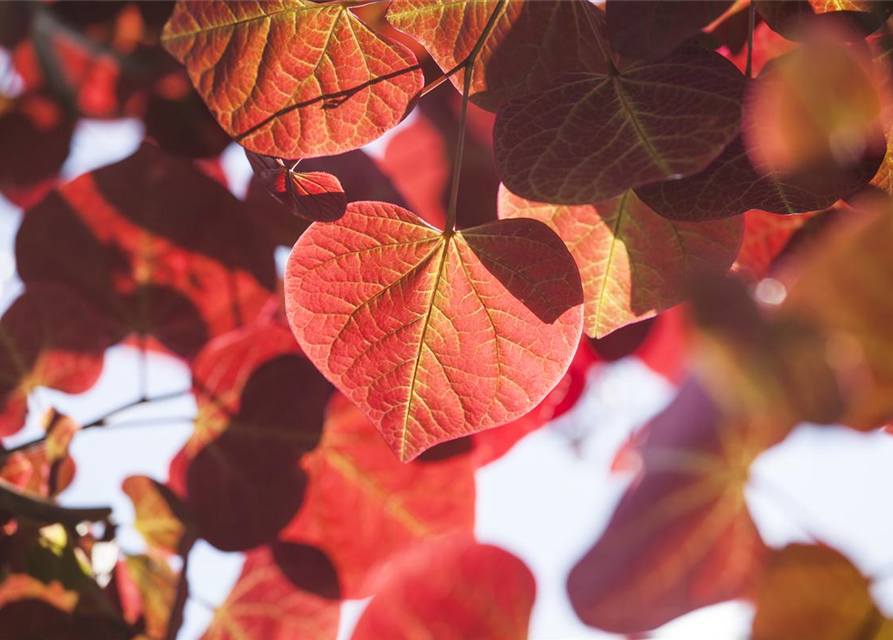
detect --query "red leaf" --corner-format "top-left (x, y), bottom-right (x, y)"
top-left (351, 536), bottom-right (536, 640)
top-left (161, 0), bottom-right (424, 158)
top-left (285, 201), bottom-right (584, 461)
top-left (635, 135), bottom-right (883, 221)
top-left (0, 286), bottom-right (109, 437)
top-left (567, 381), bottom-right (769, 633)
top-left (124, 554), bottom-right (177, 640)
top-left (201, 545), bottom-right (339, 640)
top-left (499, 186), bottom-right (743, 338)
top-left (751, 544), bottom-right (893, 640)
top-left (386, 0), bottom-right (610, 111)
top-left (606, 0), bottom-right (734, 61)
top-left (16, 144), bottom-right (276, 360)
top-left (756, 0), bottom-right (893, 41)
top-left (246, 152), bottom-right (347, 222)
top-left (282, 393), bottom-right (475, 597)
top-left (731, 209), bottom-right (823, 282)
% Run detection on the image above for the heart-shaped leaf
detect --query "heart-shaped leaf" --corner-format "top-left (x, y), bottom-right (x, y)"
top-left (161, 0), bottom-right (424, 158)
top-left (386, 0), bottom-right (610, 111)
top-left (285, 201), bottom-right (584, 461)
top-left (498, 186), bottom-right (743, 338)
top-left (246, 152), bottom-right (347, 222)
top-left (494, 47), bottom-right (744, 205)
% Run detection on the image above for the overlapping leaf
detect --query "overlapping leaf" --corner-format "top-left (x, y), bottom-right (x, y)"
top-left (285, 201), bottom-right (584, 461)
top-left (201, 545), bottom-right (339, 640)
top-left (0, 410), bottom-right (79, 499)
top-left (635, 135), bottom-right (883, 221)
top-left (16, 144), bottom-right (276, 360)
top-left (161, 0), bottom-right (424, 158)
top-left (0, 286), bottom-right (110, 438)
top-left (122, 476), bottom-right (191, 556)
top-left (351, 536), bottom-right (535, 640)
top-left (494, 47), bottom-right (744, 205)
top-left (731, 209), bottom-right (823, 282)
top-left (282, 393), bottom-right (475, 597)
top-left (171, 311), bottom-right (331, 551)
top-left (498, 186), bottom-right (742, 338)
top-left (568, 381), bottom-right (770, 633)
top-left (752, 544), bottom-right (893, 640)
top-left (123, 555), bottom-right (177, 640)
top-left (386, 0), bottom-right (610, 111)
top-left (606, 0), bottom-right (734, 61)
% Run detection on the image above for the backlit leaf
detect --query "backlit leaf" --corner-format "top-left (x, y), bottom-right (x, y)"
top-left (606, 0), bottom-right (734, 61)
top-left (752, 544), bottom-right (893, 640)
top-left (351, 536), bottom-right (535, 640)
top-left (0, 286), bottom-right (110, 438)
top-left (386, 0), bottom-right (610, 111)
top-left (567, 381), bottom-right (769, 634)
top-left (246, 152), bottom-right (347, 222)
top-left (16, 144), bottom-right (276, 360)
top-left (731, 209), bottom-right (823, 282)
top-left (635, 135), bottom-right (882, 221)
top-left (161, 0), bottom-right (424, 158)
top-left (494, 47), bottom-right (744, 205)
top-left (124, 555), bottom-right (177, 640)
top-left (201, 545), bottom-right (339, 640)
top-left (498, 186), bottom-right (743, 338)
top-left (285, 201), bottom-right (584, 461)
top-left (282, 393), bottom-right (475, 597)
top-left (756, 0), bottom-right (893, 41)
top-left (122, 476), bottom-right (191, 556)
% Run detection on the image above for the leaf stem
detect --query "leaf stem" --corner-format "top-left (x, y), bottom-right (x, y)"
top-left (746, 1), bottom-right (755, 79)
top-left (443, 0), bottom-right (506, 234)
top-left (1, 389), bottom-right (192, 458)
top-left (165, 538), bottom-right (195, 640)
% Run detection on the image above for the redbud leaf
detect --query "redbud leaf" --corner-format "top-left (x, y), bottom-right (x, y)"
top-left (161, 0), bottom-right (424, 158)
top-left (498, 186), bottom-right (743, 338)
top-left (122, 476), bottom-right (191, 556)
top-left (494, 47), bottom-right (744, 205)
top-left (285, 201), bottom-right (584, 461)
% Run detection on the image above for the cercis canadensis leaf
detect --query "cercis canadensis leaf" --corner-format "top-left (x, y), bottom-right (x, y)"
top-left (567, 381), bottom-right (769, 634)
top-left (161, 0), bottom-right (424, 158)
top-left (122, 476), bottom-right (191, 556)
top-left (246, 152), bottom-right (347, 222)
top-left (351, 536), bottom-right (536, 640)
top-left (386, 0), bottom-right (611, 112)
top-left (606, 0), bottom-right (734, 61)
top-left (635, 135), bottom-right (883, 221)
top-left (285, 201), bottom-right (584, 462)
top-left (498, 186), bottom-right (743, 338)
top-left (756, 0), bottom-right (893, 41)
top-left (494, 47), bottom-right (744, 205)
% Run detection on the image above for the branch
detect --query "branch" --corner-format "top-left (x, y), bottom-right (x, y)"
top-left (0, 477), bottom-right (111, 525)
top-left (165, 539), bottom-right (195, 640)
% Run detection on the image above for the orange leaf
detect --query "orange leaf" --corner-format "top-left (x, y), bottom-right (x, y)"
top-left (122, 476), bottom-right (190, 556)
top-left (124, 555), bottom-right (177, 640)
top-left (285, 201), bottom-right (584, 461)
top-left (161, 0), bottom-right (424, 158)
top-left (499, 186), bottom-right (743, 338)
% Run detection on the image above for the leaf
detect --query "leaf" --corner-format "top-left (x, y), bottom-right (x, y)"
top-left (0, 286), bottom-right (110, 438)
top-left (285, 201), bottom-right (584, 461)
top-left (731, 209), bottom-right (823, 282)
top-left (0, 410), bottom-right (80, 498)
top-left (124, 555), bottom-right (177, 640)
top-left (246, 152), bottom-right (347, 222)
top-left (16, 144), bottom-right (276, 360)
top-left (781, 205), bottom-right (893, 429)
top-left (0, 574), bottom-right (77, 612)
top-left (606, 0), bottom-right (734, 61)
top-left (567, 380), bottom-right (769, 634)
top-left (493, 47), bottom-right (744, 205)
top-left (161, 0), bottom-right (424, 158)
top-left (282, 393), bottom-right (475, 597)
top-left (498, 186), bottom-right (743, 338)
top-left (386, 0), bottom-right (610, 111)
top-left (169, 309), bottom-right (331, 551)
top-left (752, 544), bottom-right (893, 640)
top-left (121, 476), bottom-right (191, 556)
top-left (756, 0), bottom-right (893, 41)
top-left (201, 545), bottom-right (339, 640)
top-left (635, 135), bottom-right (883, 221)
top-left (351, 536), bottom-right (536, 640)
